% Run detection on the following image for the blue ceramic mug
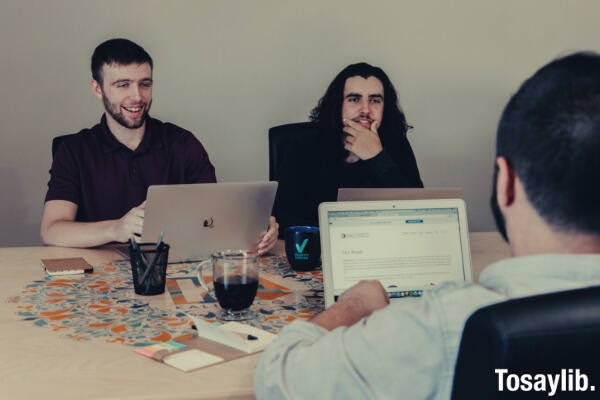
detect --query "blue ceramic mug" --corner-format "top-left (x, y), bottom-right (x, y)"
top-left (284, 226), bottom-right (321, 271)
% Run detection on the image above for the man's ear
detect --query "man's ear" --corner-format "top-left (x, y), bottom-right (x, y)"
top-left (91, 79), bottom-right (103, 100)
top-left (495, 156), bottom-right (516, 209)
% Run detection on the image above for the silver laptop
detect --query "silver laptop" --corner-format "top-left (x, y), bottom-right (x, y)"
top-left (318, 199), bottom-right (472, 308)
top-left (141, 182), bottom-right (278, 262)
top-left (337, 187), bottom-right (462, 201)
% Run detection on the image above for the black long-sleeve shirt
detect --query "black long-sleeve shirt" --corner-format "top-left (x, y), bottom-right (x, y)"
top-left (272, 128), bottom-right (423, 234)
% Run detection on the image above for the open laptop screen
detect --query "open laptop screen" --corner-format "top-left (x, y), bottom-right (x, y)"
top-left (325, 206), bottom-right (470, 301)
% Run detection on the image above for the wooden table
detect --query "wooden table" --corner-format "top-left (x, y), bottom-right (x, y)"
top-left (0, 233), bottom-right (510, 400)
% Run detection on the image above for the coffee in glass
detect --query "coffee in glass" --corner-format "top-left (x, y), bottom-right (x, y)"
top-left (199, 250), bottom-right (259, 321)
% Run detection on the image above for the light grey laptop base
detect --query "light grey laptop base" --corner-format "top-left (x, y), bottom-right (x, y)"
top-left (319, 199), bottom-right (472, 308)
top-left (142, 182), bottom-right (277, 262)
top-left (337, 187), bottom-right (462, 201)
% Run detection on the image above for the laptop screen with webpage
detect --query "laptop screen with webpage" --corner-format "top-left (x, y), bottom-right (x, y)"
top-left (319, 200), bottom-right (472, 308)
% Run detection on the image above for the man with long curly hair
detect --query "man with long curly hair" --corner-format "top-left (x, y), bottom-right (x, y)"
top-left (273, 63), bottom-right (423, 232)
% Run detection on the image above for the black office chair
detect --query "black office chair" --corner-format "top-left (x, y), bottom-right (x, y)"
top-left (51, 133), bottom-right (78, 158)
top-left (451, 286), bottom-right (600, 399)
top-left (268, 122), bottom-right (318, 182)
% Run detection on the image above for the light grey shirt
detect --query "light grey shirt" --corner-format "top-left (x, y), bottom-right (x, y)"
top-left (254, 254), bottom-right (600, 399)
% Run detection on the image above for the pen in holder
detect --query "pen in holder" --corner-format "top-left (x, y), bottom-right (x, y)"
top-left (137, 233), bottom-right (164, 288)
top-left (129, 235), bottom-right (169, 295)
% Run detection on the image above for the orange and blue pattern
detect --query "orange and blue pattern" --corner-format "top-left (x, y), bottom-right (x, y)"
top-left (9, 255), bottom-right (323, 346)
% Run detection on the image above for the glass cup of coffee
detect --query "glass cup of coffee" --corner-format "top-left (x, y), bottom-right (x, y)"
top-left (198, 250), bottom-right (259, 321)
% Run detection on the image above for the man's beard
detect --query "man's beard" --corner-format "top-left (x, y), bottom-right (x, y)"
top-left (102, 94), bottom-right (151, 129)
top-left (490, 165), bottom-right (509, 242)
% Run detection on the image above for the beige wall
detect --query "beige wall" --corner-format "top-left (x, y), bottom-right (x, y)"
top-left (1, 0), bottom-right (599, 246)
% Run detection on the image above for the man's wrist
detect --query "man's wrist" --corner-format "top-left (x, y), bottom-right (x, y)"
top-left (362, 146), bottom-right (383, 160)
top-left (310, 297), bottom-right (367, 331)
top-left (106, 219), bottom-right (121, 243)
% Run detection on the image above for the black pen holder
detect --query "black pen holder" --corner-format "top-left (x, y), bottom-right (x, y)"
top-left (129, 242), bottom-right (170, 295)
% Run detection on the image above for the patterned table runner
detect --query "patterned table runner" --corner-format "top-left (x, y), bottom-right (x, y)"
top-left (8, 255), bottom-right (323, 346)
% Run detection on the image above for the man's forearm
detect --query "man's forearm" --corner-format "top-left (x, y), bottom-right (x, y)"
top-left (310, 280), bottom-right (390, 331)
top-left (41, 219), bottom-right (118, 248)
top-left (310, 298), bottom-right (367, 331)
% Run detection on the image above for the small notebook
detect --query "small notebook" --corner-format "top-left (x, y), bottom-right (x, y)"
top-left (135, 320), bottom-right (277, 372)
top-left (41, 257), bottom-right (93, 275)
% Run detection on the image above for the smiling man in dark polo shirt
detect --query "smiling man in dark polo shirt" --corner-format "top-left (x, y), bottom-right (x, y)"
top-left (40, 38), bottom-right (278, 252)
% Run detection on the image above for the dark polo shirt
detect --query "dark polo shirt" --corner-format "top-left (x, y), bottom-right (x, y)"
top-left (45, 115), bottom-right (216, 222)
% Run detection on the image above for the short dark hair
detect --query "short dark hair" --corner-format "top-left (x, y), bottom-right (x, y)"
top-left (91, 38), bottom-right (153, 85)
top-left (496, 52), bottom-right (600, 234)
top-left (309, 62), bottom-right (410, 158)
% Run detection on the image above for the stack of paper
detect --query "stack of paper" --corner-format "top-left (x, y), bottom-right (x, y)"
top-left (134, 317), bottom-right (277, 372)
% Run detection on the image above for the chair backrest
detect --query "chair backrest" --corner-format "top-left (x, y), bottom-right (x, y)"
top-left (52, 133), bottom-right (78, 158)
top-left (268, 122), bottom-right (318, 182)
top-left (451, 285), bottom-right (600, 399)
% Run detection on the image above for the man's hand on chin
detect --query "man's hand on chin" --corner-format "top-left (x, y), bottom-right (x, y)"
top-left (310, 280), bottom-right (390, 331)
top-left (342, 119), bottom-right (383, 160)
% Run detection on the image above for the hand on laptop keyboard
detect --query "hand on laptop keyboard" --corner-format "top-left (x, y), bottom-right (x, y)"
top-left (338, 280), bottom-right (390, 319)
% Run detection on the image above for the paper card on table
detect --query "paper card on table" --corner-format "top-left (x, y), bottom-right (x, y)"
top-left (162, 349), bottom-right (224, 372)
top-left (177, 279), bottom-right (205, 302)
top-left (220, 321), bottom-right (277, 352)
top-left (185, 313), bottom-right (276, 353)
top-left (41, 257), bottom-right (93, 275)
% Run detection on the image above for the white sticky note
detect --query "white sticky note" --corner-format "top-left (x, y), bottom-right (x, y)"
top-left (163, 349), bottom-right (224, 372)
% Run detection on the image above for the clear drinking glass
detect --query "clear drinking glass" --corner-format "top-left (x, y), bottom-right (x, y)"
top-left (198, 250), bottom-right (259, 321)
